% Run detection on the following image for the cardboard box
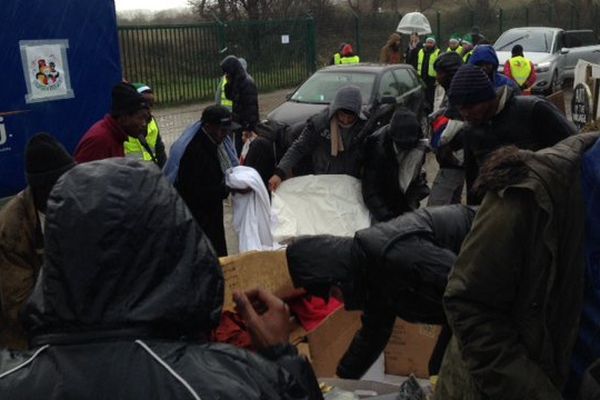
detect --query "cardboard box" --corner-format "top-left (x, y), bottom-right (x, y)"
top-left (219, 251), bottom-right (361, 377)
top-left (384, 318), bottom-right (442, 378)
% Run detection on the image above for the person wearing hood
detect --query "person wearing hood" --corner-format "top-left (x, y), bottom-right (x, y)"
top-left (469, 44), bottom-right (520, 91)
top-left (428, 52), bottom-right (466, 206)
top-left (361, 108), bottom-right (429, 222)
top-left (0, 157), bottom-right (322, 399)
top-left (74, 82), bottom-right (150, 163)
top-left (268, 85), bottom-right (368, 191)
top-left (434, 132), bottom-right (600, 400)
top-left (448, 64), bottom-right (576, 204)
top-left (380, 33), bottom-right (404, 64)
top-left (220, 55), bottom-right (259, 155)
top-left (285, 204), bottom-right (477, 379)
top-left (0, 133), bottom-right (75, 350)
top-left (418, 35), bottom-right (441, 111)
top-left (337, 44), bottom-right (360, 64)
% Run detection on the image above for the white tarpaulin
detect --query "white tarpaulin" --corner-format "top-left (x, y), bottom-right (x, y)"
top-left (271, 175), bottom-right (371, 242)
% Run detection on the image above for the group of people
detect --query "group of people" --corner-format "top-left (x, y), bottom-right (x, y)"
top-left (1, 34), bottom-right (600, 399)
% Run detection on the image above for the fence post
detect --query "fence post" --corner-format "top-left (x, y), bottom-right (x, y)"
top-left (351, 10), bottom-right (361, 57)
top-left (525, 7), bottom-right (529, 26)
top-left (436, 11), bottom-right (441, 41)
top-left (498, 8), bottom-right (503, 36)
top-left (306, 16), bottom-right (317, 74)
top-left (212, 13), bottom-right (226, 53)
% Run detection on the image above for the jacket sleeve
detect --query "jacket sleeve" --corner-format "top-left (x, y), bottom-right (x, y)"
top-left (238, 79), bottom-right (259, 132)
top-left (443, 190), bottom-right (562, 400)
top-left (336, 304), bottom-right (395, 379)
top-left (533, 100), bottom-right (576, 147)
top-left (275, 120), bottom-right (320, 179)
top-left (259, 344), bottom-right (323, 400)
top-left (155, 134), bottom-right (167, 168)
top-left (361, 136), bottom-right (396, 222)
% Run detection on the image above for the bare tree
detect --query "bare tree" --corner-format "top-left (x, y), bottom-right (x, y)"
top-left (188, 0), bottom-right (333, 20)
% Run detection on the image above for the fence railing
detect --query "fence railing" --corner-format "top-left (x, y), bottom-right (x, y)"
top-left (119, 17), bottom-right (316, 106)
top-left (119, 5), bottom-right (600, 106)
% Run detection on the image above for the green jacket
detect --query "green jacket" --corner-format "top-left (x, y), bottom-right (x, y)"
top-left (436, 132), bottom-right (600, 400)
top-left (0, 189), bottom-right (43, 350)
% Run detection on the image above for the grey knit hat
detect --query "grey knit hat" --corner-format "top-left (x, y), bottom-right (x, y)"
top-left (448, 64), bottom-right (496, 107)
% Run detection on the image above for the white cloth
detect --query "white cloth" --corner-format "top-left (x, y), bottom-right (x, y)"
top-left (225, 166), bottom-right (274, 253)
top-left (271, 175), bottom-right (371, 242)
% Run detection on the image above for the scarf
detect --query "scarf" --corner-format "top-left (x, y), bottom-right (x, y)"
top-left (330, 116), bottom-right (348, 156)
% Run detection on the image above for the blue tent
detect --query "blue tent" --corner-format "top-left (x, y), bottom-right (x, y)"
top-left (0, 0), bottom-right (122, 197)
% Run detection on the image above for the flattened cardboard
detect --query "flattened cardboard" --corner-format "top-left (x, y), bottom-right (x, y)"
top-left (384, 318), bottom-right (441, 378)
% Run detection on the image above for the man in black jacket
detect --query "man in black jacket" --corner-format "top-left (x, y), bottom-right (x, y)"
top-left (268, 85), bottom-right (367, 191)
top-left (174, 105), bottom-right (239, 256)
top-left (362, 108), bottom-right (429, 222)
top-left (0, 158), bottom-right (322, 400)
top-left (286, 204), bottom-right (477, 379)
top-left (448, 64), bottom-right (576, 204)
top-left (220, 55), bottom-right (259, 154)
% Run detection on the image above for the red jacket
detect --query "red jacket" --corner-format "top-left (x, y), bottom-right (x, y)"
top-left (74, 115), bottom-right (129, 163)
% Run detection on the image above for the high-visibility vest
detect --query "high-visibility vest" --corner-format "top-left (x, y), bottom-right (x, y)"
top-left (340, 55), bottom-right (360, 64)
top-left (220, 76), bottom-right (233, 109)
top-left (418, 48), bottom-right (441, 78)
top-left (446, 46), bottom-right (464, 56)
top-left (463, 50), bottom-right (473, 64)
top-left (333, 52), bottom-right (342, 64)
top-left (508, 56), bottom-right (533, 87)
top-left (124, 118), bottom-right (160, 162)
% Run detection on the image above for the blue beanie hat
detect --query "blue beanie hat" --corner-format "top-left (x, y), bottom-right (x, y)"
top-left (448, 64), bottom-right (496, 107)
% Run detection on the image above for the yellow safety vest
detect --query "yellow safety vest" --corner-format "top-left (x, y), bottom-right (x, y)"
top-left (124, 118), bottom-right (159, 162)
top-left (446, 46), bottom-right (464, 56)
top-left (418, 48), bottom-right (441, 78)
top-left (334, 52), bottom-right (342, 64)
top-left (340, 55), bottom-right (360, 64)
top-left (463, 50), bottom-right (473, 64)
top-left (508, 56), bottom-right (533, 87)
top-left (220, 76), bottom-right (233, 109)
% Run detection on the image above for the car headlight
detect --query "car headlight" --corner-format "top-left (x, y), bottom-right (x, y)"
top-left (535, 62), bottom-right (551, 73)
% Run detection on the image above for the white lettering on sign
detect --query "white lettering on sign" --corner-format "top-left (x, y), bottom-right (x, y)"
top-left (0, 117), bottom-right (6, 146)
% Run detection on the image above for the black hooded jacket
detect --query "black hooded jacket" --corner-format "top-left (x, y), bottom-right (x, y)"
top-left (286, 204), bottom-right (477, 378)
top-left (362, 109), bottom-right (429, 222)
top-left (463, 86), bottom-right (576, 204)
top-left (0, 159), bottom-right (321, 400)
top-left (221, 56), bottom-right (259, 131)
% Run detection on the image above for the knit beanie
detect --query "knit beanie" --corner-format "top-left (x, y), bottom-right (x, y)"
top-left (111, 82), bottom-right (148, 116)
top-left (434, 52), bottom-right (463, 75)
top-left (25, 133), bottom-right (75, 188)
top-left (448, 64), bottom-right (496, 107)
top-left (388, 108), bottom-right (421, 149)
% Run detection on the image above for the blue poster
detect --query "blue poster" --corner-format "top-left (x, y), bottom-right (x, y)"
top-left (0, 1), bottom-right (122, 197)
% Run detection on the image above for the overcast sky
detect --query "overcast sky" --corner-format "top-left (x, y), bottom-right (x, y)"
top-left (114, 0), bottom-right (191, 11)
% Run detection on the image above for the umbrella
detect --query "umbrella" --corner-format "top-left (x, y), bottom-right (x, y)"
top-left (396, 12), bottom-right (432, 35)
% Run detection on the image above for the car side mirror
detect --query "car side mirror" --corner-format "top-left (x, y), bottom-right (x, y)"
top-left (380, 96), bottom-right (396, 105)
top-left (560, 47), bottom-right (570, 54)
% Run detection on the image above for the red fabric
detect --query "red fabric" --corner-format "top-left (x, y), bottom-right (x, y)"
top-left (74, 115), bottom-right (128, 163)
top-left (503, 60), bottom-right (537, 89)
top-left (211, 311), bottom-right (254, 350)
top-left (341, 44), bottom-right (354, 57)
top-left (389, 52), bottom-right (402, 64)
top-left (287, 296), bottom-right (344, 332)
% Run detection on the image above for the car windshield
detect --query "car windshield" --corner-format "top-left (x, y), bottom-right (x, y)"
top-left (290, 71), bottom-right (375, 104)
top-left (494, 30), bottom-right (553, 53)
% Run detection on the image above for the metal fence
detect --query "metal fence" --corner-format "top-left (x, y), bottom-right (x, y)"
top-left (119, 5), bottom-right (600, 106)
top-left (119, 17), bottom-right (316, 105)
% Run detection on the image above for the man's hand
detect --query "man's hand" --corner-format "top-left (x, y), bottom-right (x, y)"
top-left (268, 175), bottom-right (282, 192)
top-left (233, 288), bottom-right (291, 351)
